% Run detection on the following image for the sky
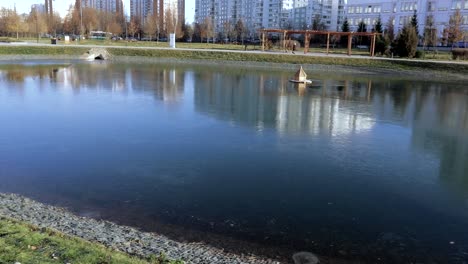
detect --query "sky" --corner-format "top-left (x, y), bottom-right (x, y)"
top-left (2, 0), bottom-right (196, 23)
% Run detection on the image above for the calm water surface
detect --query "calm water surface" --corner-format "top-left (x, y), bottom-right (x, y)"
top-left (0, 61), bottom-right (467, 263)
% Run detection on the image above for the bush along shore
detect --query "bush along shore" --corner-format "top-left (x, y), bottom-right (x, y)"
top-left (0, 45), bottom-right (467, 77)
top-left (0, 193), bottom-right (281, 264)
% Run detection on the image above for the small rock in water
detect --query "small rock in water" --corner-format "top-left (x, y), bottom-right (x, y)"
top-left (292, 252), bottom-right (320, 264)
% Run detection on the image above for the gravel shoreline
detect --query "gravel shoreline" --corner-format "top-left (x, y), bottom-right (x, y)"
top-left (0, 193), bottom-right (281, 264)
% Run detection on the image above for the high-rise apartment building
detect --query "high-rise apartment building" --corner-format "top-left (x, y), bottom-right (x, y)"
top-left (76, 0), bottom-right (123, 13)
top-left (31, 3), bottom-right (46, 14)
top-left (130, 0), bottom-right (152, 22)
top-left (44, 0), bottom-right (53, 16)
top-left (195, 0), bottom-right (265, 36)
top-left (131, 0), bottom-right (184, 27)
top-left (97, 0), bottom-right (124, 13)
top-left (345, 0), bottom-right (468, 42)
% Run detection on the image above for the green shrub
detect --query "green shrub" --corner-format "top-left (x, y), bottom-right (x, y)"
top-left (452, 48), bottom-right (468, 60)
top-left (415, 50), bottom-right (425, 58)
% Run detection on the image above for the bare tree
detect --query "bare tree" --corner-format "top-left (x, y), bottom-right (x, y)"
top-left (144, 13), bottom-right (159, 40)
top-left (312, 14), bottom-right (326, 31)
top-left (164, 6), bottom-right (183, 39)
top-left (63, 4), bottom-right (79, 35)
top-left (447, 9), bottom-right (463, 45)
top-left (385, 15), bottom-right (395, 43)
top-left (0, 8), bottom-right (22, 38)
top-left (234, 19), bottom-right (246, 44)
top-left (98, 11), bottom-right (114, 33)
top-left (82, 7), bottom-right (98, 36)
top-left (108, 21), bottom-right (122, 36)
top-left (423, 15), bottom-right (437, 48)
top-left (26, 8), bottom-right (47, 41)
top-left (127, 17), bottom-right (139, 38)
top-left (201, 16), bottom-right (213, 43)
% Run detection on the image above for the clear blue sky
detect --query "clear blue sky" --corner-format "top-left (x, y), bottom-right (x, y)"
top-left (3, 0), bottom-right (195, 23)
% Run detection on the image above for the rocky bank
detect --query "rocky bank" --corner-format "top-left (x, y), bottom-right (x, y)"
top-left (0, 193), bottom-right (281, 264)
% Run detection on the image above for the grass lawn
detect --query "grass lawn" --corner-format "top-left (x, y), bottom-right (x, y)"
top-left (1, 37), bottom-right (454, 60)
top-left (0, 41), bottom-right (466, 75)
top-left (0, 217), bottom-right (182, 264)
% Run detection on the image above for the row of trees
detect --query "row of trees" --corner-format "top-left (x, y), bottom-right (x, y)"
top-left (0, 5), bottom-right (185, 41)
top-left (339, 9), bottom-right (466, 58)
top-left (0, 7), bottom-right (61, 39)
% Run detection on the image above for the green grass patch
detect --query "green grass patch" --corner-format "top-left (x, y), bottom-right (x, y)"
top-left (0, 217), bottom-right (182, 264)
top-left (107, 47), bottom-right (468, 74)
top-left (1, 44), bottom-right (467, 75)
top-left (0, 46), bottom-right (88, 56)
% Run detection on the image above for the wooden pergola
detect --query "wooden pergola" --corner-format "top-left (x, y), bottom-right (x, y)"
top-left (259, 29), bottom-right (381, 57)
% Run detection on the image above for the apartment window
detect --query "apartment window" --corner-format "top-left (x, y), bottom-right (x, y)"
top-left (401, 2), bottom-right (416, 11)
top-left (356, 6), bottom-right (362, 13)
top-left (427, 1), bottom-right (435, 12)
top-left (399, 16), bottom-right (409, 25)
top-left (365, 6), bottom-right (372, 13)
top-left (463, 15), bottom-right (468, 24)
top-left (373, 6), bottom-right (381, 13)
top-left (452, 0), bottom-right (463, 9)
top-left (348, 6), bottom-right (354, 13)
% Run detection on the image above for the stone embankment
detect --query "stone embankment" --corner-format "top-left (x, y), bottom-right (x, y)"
top-left (82, 47), bottom-right (111, 60)
top-left (0, 193), bottom-right (280, 264)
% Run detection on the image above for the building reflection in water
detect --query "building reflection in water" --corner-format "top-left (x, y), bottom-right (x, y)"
top-left (194, 71), bottom-right (376, 137)
top-left (193, 70), bottom-right (468, 195)
top-left (0, 64), bottom-right (63, 84)
top-left (1, 63), bottom-right (467, 195)
top-left (0, 62), bottom-right (187, 105)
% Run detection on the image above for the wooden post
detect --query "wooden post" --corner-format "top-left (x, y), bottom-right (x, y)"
top-left (367, 80), bottom-right (372, 101)
top-left (283, 31), bottom-right (287, 52)
top-left (347, 32), bottom-right (352, 56)
top-left (326, 33), bottom-right (330, 55)
top-left (344, 80), bottom-right (348, 100)
top-left (304, 32), bottom-right (309, 54)
top-left (261, 31), bottom-right (265, 51)
top-left (371, 33), bottom-right (377, 57)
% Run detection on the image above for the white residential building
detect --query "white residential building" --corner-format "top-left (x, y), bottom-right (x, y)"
top-left (195, 0), bottom-right (346, 36)
top-left (78, 0), bottom-right (124, 13)
top-left (131, 0), bottom-right (183, 27)
top-left (345, 0), bottom-right (468, 42)
top-left (130, 0), bottom-right (152, 22)
top-left (195, 0), bottom-right (256, 37)
top-left (31, 4), bottom-right (46, 14)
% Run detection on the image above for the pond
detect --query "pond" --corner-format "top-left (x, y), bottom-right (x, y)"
top-left (0, 61), bottom-right (467, 263)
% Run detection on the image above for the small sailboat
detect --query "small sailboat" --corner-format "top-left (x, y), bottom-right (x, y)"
top-left (289, 66), bottom-right (312, 84)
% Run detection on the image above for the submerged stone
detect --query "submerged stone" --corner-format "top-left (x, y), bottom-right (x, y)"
top-left (292, 251), bottom-right (319, 264)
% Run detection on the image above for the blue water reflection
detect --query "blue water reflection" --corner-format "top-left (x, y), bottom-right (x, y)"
top-left (0, 62), bottom-right (467, 262)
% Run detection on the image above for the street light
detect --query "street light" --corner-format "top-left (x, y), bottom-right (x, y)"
top-left (35, 7), bottom-right (39, 43)
top-left (123, 2), bottom-right (127, 40)
top-left (80, 0), bottom-right (83, 41)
